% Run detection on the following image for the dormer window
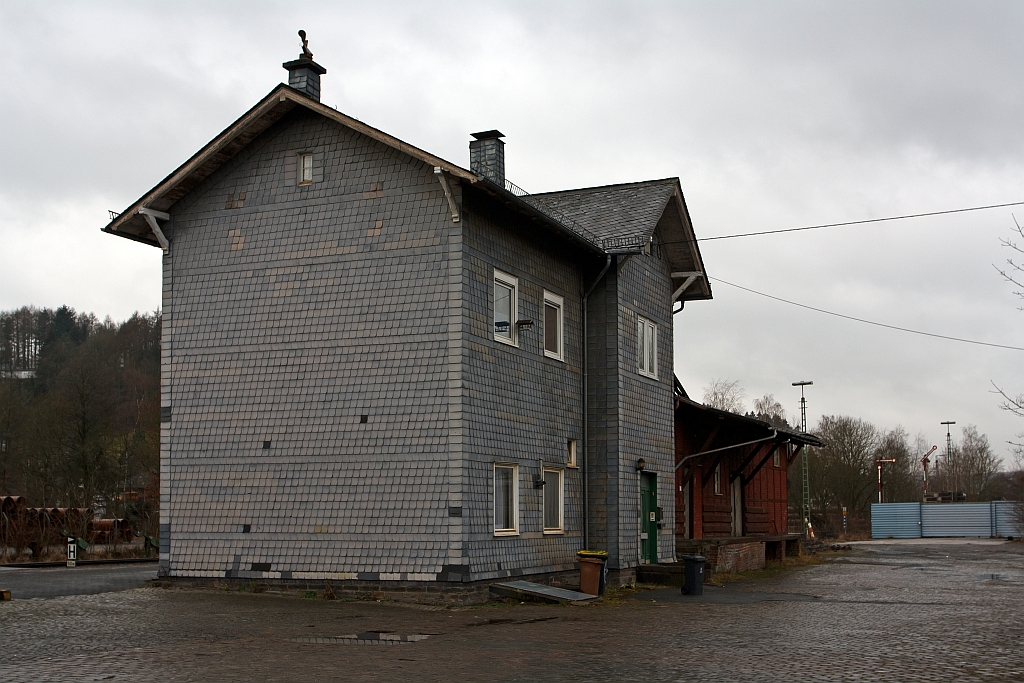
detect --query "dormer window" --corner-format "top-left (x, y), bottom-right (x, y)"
top-left (298, 153), bottom-right (313, 185)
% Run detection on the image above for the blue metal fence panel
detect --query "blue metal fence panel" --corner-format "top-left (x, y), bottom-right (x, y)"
top-left (993, 501), bottom-right (1023, 537)
top-left (871, 503), bottom-right (921, 538)
top-left (921, 503), bottom-right (992, 537)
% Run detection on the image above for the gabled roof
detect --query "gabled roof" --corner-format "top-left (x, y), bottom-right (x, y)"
top-left (524, 179), bottom-right (712, 301)
top-left (103, 83), bottom-right (477, 247)
top-left (102, 83), bottom-right (711, 302)
top-left (524, 179), bottom-right (676, 244)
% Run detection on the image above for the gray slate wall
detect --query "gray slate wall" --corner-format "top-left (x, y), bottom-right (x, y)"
top-left (616, 246), bottom-right (676, 566)
top-left (160, 109), bottom-right (457, 581)
top-left (458, 190), bottom-right (586, 581)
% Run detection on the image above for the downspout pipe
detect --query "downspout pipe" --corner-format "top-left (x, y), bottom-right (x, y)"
top-left (581, 255), bottom-right (613, 551)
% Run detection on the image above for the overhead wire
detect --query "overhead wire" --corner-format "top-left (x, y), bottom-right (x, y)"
top-left (657, 200), bottom-right (1024, 247)
top-left (709, 276), bottom-right (1024, 352)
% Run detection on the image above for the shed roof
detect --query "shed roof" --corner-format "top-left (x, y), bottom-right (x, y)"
top-left (675, 395), bottom-right (825, 448)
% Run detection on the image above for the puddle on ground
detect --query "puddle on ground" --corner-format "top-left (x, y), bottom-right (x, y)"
top-left (289, 631), bottom-right (433, 645)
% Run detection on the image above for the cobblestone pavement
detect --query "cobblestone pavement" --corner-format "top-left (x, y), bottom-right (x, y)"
top-left (1, 539), bottom-right (1022, 682)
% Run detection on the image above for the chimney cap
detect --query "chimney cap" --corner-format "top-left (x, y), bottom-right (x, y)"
top-left (471, 130), bottom-right (505, 140)
top-left (283, 57), bottom-right (327, 75)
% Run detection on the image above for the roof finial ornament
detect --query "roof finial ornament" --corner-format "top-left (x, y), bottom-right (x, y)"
top-left (298, 30), bottom-right (313, 60)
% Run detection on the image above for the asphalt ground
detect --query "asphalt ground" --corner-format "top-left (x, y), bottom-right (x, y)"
top-left (1, 539), bottom-right (1022, 682)
top-left (0, 562), bottom-right (157, 599)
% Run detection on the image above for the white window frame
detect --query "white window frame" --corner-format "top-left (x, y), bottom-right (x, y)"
top-left (493, 270), bottom-right (518, 346)
top-left (543, 467), bottom-right (564, 533)
top-left (638, 316), bottom-right (658, 378)
top-left (714, 463), bottom-right (722, 495)
top-left (493, 463), bottom-right (519, 536)
top-left (567, 439), bottom-right (578, 468)
top-left (298, 152), bottom-right (313, 185)
top-left (542, 291), bottom-right (564, 361)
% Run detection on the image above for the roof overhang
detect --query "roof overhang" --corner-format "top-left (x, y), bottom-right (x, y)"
top-left (675, 395), bottom-right (824, 448)
top-left (657, 182), bottom-right (712, 302)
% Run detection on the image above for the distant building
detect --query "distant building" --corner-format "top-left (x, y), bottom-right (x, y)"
top-left (104, 43), bottom-right (711, 597)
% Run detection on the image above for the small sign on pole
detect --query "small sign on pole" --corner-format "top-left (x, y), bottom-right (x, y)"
top-left (842, 507), bottom-right (848, 534)
top-left (67, 536), bottom-right (77, 568)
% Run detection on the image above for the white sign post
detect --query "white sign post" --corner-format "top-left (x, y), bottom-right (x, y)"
top-left (67, 537), bottom-right (77, 568)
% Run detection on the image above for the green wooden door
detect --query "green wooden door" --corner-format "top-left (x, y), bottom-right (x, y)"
top-left (640, 473), bottom-right (658, 564)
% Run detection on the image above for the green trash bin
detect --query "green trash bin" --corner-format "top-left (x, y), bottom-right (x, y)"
top-left (680, 555), bottom-right (706, 595)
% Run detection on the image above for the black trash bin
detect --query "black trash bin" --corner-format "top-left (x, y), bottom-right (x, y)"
top-left (680, 555), bottom-right (706, 595)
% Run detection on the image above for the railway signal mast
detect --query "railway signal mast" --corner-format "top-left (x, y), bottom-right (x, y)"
top-left (920, 445), bottom-right (937, 498)
top-left (876, 458), bottom-right (897, 503)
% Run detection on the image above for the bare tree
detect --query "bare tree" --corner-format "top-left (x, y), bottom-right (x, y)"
top-left (874, 427), bottom-right (918, 503)
top-left (806, 416), bottom-right (878, 530)
top-left (993, 217), bottom-right (1024, 464)
top-left (752, 393), bottom-right (788, 427)
top-left (702, 379), bottom-right (746, 414)
top-left (994, 214), bottom-right (1024, 307)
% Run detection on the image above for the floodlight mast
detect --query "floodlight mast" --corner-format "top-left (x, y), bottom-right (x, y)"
top-left (941, 421), bottom-right (956, 498)
top-left (793, 381), bottom-right (813, 534)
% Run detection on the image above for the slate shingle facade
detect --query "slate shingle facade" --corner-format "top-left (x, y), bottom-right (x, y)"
top-left (106, 61), bottom-right (711, 592)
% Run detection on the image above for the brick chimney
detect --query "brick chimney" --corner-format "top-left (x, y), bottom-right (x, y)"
top-left (469, 130), bottom-right (505, 186)
top-left (283, 30), bottom-right (327, 102)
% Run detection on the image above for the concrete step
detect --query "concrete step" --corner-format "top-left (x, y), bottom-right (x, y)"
top-left (489, 581), bottom-right (598, 604)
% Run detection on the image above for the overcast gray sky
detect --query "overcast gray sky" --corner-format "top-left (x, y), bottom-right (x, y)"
top-left (2, 1), bottom-right (1023, 463)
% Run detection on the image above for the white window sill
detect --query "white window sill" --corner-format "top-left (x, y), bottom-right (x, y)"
top-left (638, 370), bottom-right (658, 380)
top-left (494, 335), bottom-right (518, 347)
top-left (543, 350), bottom-right (564, 362)
top-left (543, 529), bottom-right (564, 535)
top-left (493, 530), bottom-right (519, 537)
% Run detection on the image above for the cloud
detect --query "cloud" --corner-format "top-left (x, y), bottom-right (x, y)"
top-left (2, 0), bottom-right (1023, 459)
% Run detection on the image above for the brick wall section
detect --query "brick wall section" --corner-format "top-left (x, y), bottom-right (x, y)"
top-left (160, 109), bottom-right (455, 580)
top-left (707, 541), bottom-right (766, 573)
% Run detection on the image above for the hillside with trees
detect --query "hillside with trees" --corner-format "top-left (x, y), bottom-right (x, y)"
top-left (0, 306), bottom-right (160, 540)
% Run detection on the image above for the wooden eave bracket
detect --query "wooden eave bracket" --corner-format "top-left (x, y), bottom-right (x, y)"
top-left (434, 167), bottom-right (460, 223)
top-left (672, 271), bottom-right (705, 302)
top-left (139, 207), bottom-right (170, 252)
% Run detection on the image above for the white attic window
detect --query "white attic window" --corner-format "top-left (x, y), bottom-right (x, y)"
top-left (298, 153), bottom-right (313, 185)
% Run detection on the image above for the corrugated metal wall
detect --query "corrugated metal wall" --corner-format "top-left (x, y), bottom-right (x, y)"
top-left (994, 502), bottom-right (1022, 538)
top-left (870, 503), bottom-right (922, 539)
top-left (872, 502), bottom-right (1023, 538)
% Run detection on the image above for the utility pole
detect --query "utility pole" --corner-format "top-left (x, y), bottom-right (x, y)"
top-left (793, 381), bottom-right (813, 535)
top-left (941, 421), bottom-right (956, 500)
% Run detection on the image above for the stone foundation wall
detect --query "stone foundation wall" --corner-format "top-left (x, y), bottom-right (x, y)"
top-left (155, 568), bottom-right (586, 606)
